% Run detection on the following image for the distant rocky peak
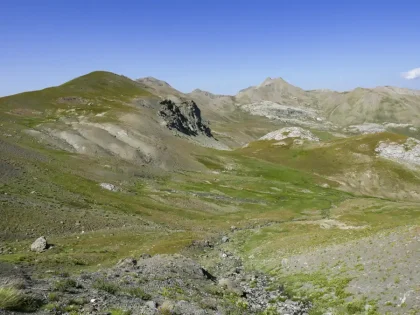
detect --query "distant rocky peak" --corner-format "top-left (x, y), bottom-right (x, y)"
top-left (238, 77), bottom-right (293, 95)
top-left (137, 77), bottom-right (172, 87)
top-left (158, 99), bottom-right (212, 137)
top-left (191, 88), bottom-right (212, 96)
top-left (260, 77), bottom-right (274, 86)
top-left (259, 77), bottom-right (288, 87)
top-left (189, 88), bottom-right (230, 99)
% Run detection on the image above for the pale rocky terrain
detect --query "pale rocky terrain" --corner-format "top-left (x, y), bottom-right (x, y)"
top-left (259, 127), bottom-right (320, 142)
top-left (375, 137), bottom-right (420, 167)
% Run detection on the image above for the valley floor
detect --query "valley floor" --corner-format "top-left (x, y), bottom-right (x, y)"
top-left (1, 134), bottom-right (420, 314)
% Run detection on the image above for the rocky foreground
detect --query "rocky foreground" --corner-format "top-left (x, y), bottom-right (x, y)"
top-left (0, 243), bottom-right (310, 315)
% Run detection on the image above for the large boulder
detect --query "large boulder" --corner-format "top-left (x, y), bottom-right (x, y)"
top-left (30, 236), bottom-right (48, 252)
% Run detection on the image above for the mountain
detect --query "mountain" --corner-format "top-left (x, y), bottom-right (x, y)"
top-left (233, 77), bottom-right (420, 127)
top-left (136, 76), bottom-right (185, 102)
top-left (137, 76), bottom-right (281, 148)
top-left (0, 71), bottom-right (154, 113)
top-left (1, 71), bottom-right (420, 314)
top-left (188, 88), bottom-right (236, 108)
top-left (236, 77), bottom-right (314, 107)
top-left (1, 71), bottom-right (227, 171)
top-left (312, 86), bottom-right (420, 125)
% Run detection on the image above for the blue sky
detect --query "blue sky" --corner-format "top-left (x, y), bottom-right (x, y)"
top-left (1, 0), bottom-right (420, 96)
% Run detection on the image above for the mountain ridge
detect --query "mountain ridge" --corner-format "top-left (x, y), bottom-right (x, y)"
top-left (3, 71), bottom-right (420, 100)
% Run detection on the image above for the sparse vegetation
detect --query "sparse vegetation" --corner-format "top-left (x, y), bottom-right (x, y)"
top-left (158, 301), bottom-right (174, 314)
top-left (125, 287), bottom-right (151, 300)
top-left (109, 308), bottom-right (132, 315)
top-left (93, 279), bottom-right (120, 295)
top-left (48, 292), bottom-right (60, 302)
top-left (53, 279), bottom-right (79, 292)
top-left (0, 287), bottom-right (42, 312)
top-left (0, 287), bottom-right (25, 311)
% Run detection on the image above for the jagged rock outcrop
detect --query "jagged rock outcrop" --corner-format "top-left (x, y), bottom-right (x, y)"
top-left (158, 99), bottom-right (212, 137)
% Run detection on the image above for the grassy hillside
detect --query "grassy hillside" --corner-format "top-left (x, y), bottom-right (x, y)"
top-left (0, 71), bottom-right (155, 131)
top-left (0, 71), bottom-right (153, 111)
top-left (1, 131), bottom-right (419, 313)
top-left (239, 132), bottom-right (420, 201)
top-left (1, 73), bottom-right (420, 314)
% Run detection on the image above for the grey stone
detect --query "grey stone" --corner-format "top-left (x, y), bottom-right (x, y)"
top-left (30, 236), bottom-right (48, 252)
top-left (100, 183), bottom-right (119, 192)
top-left (145, 301), bottom-right (156, 309)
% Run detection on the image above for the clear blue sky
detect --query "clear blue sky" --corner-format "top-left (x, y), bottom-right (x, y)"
top-left (1, 0), bottom-right (420, 96)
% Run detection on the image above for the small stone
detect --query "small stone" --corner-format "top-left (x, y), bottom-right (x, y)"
top-left (145, 301), bottom-right (156, 309)
top-left (30, 236), bottom-right (48, 252)
top-left (90, 299), bottom-right (96, 303)
top-left (222, 236), bottom-right (229, 243)
top-left (100, 183), bottom-right (119, 192)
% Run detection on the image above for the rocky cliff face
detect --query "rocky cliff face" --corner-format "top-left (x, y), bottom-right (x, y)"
top-left (158, 99), bottom-right (213, 137)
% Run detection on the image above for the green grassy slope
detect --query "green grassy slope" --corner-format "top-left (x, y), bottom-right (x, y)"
top-left (0, 71), bottom-right (155, 131)
top-left (0, 71), bottom-right (153, 111)
top-left (239, 132), bottom-right (420, 200)
top-left (1, 129), bottom-right (419, 313)
top-left (0, 129), bottom-right (358, 274)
